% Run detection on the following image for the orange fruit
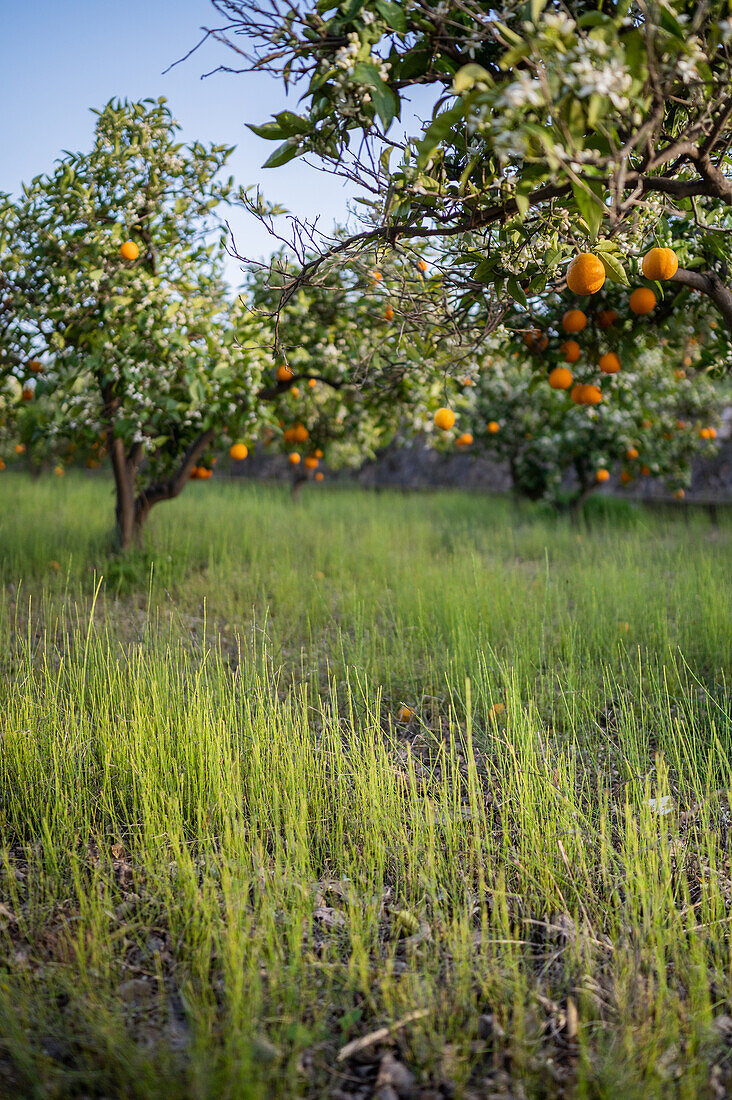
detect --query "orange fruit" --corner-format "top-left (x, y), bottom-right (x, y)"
top-left (397, 705), bottom-right (413, 723)
top-left (570, 383), bottom-right (587, 405)
top-left (384, 306), bottom-right (394, 321)
top-left (596, 468), bottom-right (610, 483)
top-left (675, 420), bottom-right (687, 430)
top-left (487, 420), bottom-right (500, 434)
top-left (709, 427), bottom-right (718, 439)
top-left (293, 423), bottom-right (309, 443)
top-left (230, 443), bottom-right (248, 461)
top-left (14, 443), bottom-right (25, 454)
top-left (566, 253), bottom-right (606, 295)
top-left (456, 432), bottom-right (473, 446)
top-left (599, 352), bottom-right (621, 374)
top-left (629, 287), bottom-right (656, 314)
top-left (276, 365), bottom-right (294, 382)
top-left (674, 369), bottom-right (686, 379)
top-left (463, 377), bottom-right (473, 386)
top-left (626, 447), bottom-right (639, 460)
top-left (28, 360), bottom-right (43, 373)
top-left (673, 488), bottom-right (685, 500)
top-left (597, 309), bottom-right (618, 329)
top-left (641, 465), bottom-right (651, 476)
top-left (315, 471), bottom-right (324, 481)
top-left (683, 356), bottom-right (692, 367)
top-left (0, 459), bottom-right (5, 471)
top-left (308, 378), bottom-right (317, 388)
top-left (620, 470), bottom-right (632, 485)
top-left (641, 247), bottom-right (678, 282)
top-left (417, 259), bottom-right (428, 273)
top-left (663, 432), bottom-right (673, 440)
top-left (434, 407), bottom-right (455, 431)
top-left (642, 418), bottom-right (653, 429)
top-left (290, 386), bottom-right (299, 398)
top-left (288, 452), bottom-right (301, 465)
top-left (119, 240), bottom-right (139, 261)
top-left (371, 270), bottom-right (382, 283)
top-left (523, 328), bottom-right (549, 352)
top-left (562, 309), bottom-right (587, 334)
top-left (53, 465), bottom-right (64, 477)
top-left (577, 384), bottom-right (602, 405)
top-left (304, 456), bottom-right (319, 469)
top-left (548, 367), bottom-right (573, 390)
top-left (21, 387), bottom-right (33, 402)
top-left (314, 449), bottom-right (323, 458)
top-left (561, 339), bottom-right (581, 364)
top-left (198, 467), bottom-right (213, 479)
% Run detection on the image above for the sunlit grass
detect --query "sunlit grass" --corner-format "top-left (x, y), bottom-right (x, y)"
top-left (0, 473), bottom-right (731, 1097)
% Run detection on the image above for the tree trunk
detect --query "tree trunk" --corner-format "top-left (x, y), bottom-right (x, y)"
top-left (110, 437), bottom-right (139, 550)
top-left (291, 470), bottom-right (307, 499)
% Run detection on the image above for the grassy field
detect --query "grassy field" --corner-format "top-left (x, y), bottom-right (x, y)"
top-left (1, 473), bottom-right (731, 1099)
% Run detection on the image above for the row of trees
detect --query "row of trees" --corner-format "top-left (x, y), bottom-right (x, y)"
top-left (0, 87), bottom-right (726, 547)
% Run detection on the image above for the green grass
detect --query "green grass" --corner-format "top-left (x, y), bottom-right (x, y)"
top-left (1, 473), bottom-right (731, 1098)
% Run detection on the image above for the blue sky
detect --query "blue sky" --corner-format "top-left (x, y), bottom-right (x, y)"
top-left (0, 0), bottom-right (359, 282)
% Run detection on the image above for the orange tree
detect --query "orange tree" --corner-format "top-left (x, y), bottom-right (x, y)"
top-left (202, 0), bottom-right (732, 339)
top-left (0, 98), bottom-right (274, 547)
top-left (241, 245), bottom-right (467, 478)
top-left (463, 291), bottom-right (722, 509)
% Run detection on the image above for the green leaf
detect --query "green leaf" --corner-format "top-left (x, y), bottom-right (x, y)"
top-left (247, 121), bottom-right (286, 141)
top-left (273, 111), bottom-right (311, 136)
top-left (514, 192), bottom-right (530, 217)
top-left (261, 140), bottom-right (302, 169)
top-left (352, 62), bottom-right (399, 129)
top-left (599, 251), bottom-right (630, 286)
top-left (453, 64), bottom-right (492, 93)
top-left (374, 0), bottom-right (407, 32)
top-left (571, 180), bottom-right (605, 242)
top-left (506, 278), bottom-right (528, 308)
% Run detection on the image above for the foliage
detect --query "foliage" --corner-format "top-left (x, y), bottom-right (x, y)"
top-left (211, 0), bottom-right (732, 335)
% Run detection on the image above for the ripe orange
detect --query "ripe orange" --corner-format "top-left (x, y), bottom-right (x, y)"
top-left (290, 386), bottom-right (300, 398)
top-left (314, 449), bottom-right (323, 458)
top-left (570, 383), bottom-right (586, 405)
top-left (599, 352), bottom-right (621, 374)
top-left (53, 465), bottom-right (64, 477)
top-left (596, 468), bottom-right (610, 483)
top-left (21, 387), bottom-right (33, 402)
top-left (14, 443), bottom-right (25, 454)
top-left (561, 339), bottom-right (581, 364)
top-left (293, 423), bottom-right (309, 443)
top-left (629, 287), bottom-right (656, 314)
top-left (524, 328), bottom-right (549, 352)
top-left (463, 377), bottom-right (473, 386)
top-left (28, 360), bottom-right (43, 373)
top-left (620, 470), bottom-right (632, 485)
top-left (682, 356), bottom-right (692, 368)
top-left (384, 306), bottom-right (394, 321)
top-left (641, 465), bottom-right (651, 476)
top-left (397, 705), bottom-right (413, 723)
top-left (276, 365), bottom-right (294, 382)
top-left (675, 420), bottom-right (687, 430)
top-left (674, 369), bottom-right (686, 379)
top-left (626, 447), bottom-right (639, 460)
top-left (456, 432), bottom-right (473, 446)
top-left (642, 418), bottom-right (653, 429)
top-left (0, 459), bottom-right (5, 471)
top-left (371, 270), bottom-right (382, 283)
top-left (548, 367), bottom-right (573, 390)
top-left (230, 443), bottom-right (248, 461)
top-left (308, 378), bottom-right (317, 388)
top-left (597, 309), bottom-right (618, 329)
top-left (641, 247), bottom-right (678, 282)
top-left (304, 456), bottom-right (319, 469)
top-left (673, 488), bottom-right (685, 500)
top-left (709, 427), bottom-right (718, 439)
top-left (288, 452), bottom-right (301, 465)
top-left (562, 309), bottom-right (587, 334)
top-left (417, 259), bottom-right (428, 273)
top-left (434, 407), bottom-right (455, 431)
top-left (315, 471), bottom-right (324, 481)
top-left (119, 240), bottom-right (139, 261)
top-left (566, 253), bottom-right (606, 295)
top-left (572, 383), bottom-right (601, 405)
top-left (198, 467), bottom-right (213, 479)
top-left (487, 420), bottom-right (500, 434)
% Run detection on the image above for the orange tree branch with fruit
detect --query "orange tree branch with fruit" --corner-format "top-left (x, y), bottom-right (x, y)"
top-left (201, 0), bottom-right (732, 340)
top-left (458, 291), bottom-right (722, 509)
